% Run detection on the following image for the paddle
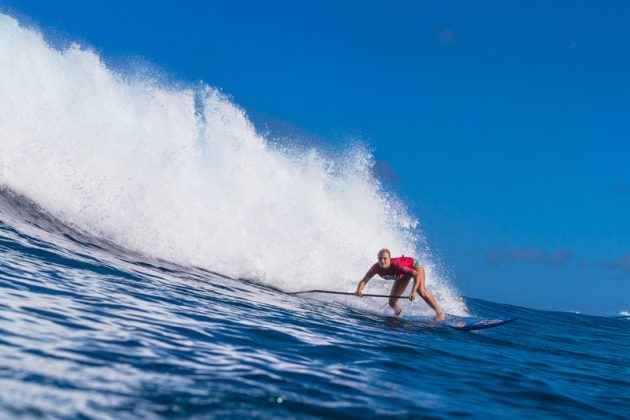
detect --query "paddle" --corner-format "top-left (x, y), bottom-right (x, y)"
top-left (288, 289), bottom-right (406, 299)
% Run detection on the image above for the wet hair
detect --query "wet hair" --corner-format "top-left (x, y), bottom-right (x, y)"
top-left (378, 248), bottom-right (391, 258)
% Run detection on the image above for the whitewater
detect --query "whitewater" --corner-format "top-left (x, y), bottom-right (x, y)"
top-left (1, 14), bottom-right (629, 419)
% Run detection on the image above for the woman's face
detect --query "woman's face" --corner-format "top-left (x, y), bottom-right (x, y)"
top-left (377, 252), bottom-right (391, 268)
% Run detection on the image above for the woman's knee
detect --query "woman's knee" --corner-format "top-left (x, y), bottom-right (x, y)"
top-left (418, 289), bottom-right (431, 300)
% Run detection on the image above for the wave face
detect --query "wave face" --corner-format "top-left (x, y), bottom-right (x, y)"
top-left (1, 190), bottom-right (629, 418)
top-left (0, 14), bottom-right (464, 315)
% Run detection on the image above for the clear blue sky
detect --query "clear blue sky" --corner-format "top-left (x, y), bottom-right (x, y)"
top-left (4, 0), bottom-right (629, 314)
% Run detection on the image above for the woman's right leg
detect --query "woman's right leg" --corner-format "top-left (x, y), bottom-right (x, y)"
top-left (389, 276), bottom-right (411, 316)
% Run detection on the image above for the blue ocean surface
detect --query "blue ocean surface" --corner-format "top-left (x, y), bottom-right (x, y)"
top-left (1, 190), bottom-right (628, 419)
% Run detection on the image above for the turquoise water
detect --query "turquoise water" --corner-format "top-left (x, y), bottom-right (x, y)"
top-left (1, 190), bottom-right (628, 419)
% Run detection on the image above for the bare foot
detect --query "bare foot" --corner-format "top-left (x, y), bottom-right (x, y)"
top-left (435, 313), bottom-right (445, 321)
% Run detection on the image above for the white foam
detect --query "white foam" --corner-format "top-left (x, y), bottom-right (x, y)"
top-left (0, 14), bottom-right (467, 316)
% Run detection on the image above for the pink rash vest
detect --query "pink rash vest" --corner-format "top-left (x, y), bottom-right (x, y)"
top-left (365, 256), bottom-right (419, 281)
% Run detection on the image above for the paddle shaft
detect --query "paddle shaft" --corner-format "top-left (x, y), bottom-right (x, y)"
top-left (288, 289), bottom-right (407, 299)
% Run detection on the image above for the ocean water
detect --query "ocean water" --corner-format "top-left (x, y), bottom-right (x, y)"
top-left (1, 189), bottom-right (629, 419)
top-left (1, 14), bottom-right (629, 419)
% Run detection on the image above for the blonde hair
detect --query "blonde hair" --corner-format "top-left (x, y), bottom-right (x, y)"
top-left (378, 248), bottom-right (391, 257)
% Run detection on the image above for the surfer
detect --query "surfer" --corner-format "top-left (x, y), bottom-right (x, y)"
top-left (355, 249), bottom-right (445, 320)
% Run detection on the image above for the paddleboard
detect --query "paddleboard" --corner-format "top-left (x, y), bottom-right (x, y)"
top-left (404, 314), bottom-right (516, 331)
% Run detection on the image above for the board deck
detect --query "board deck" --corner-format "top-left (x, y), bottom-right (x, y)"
top-left (404, 314), bottom-right (517, 331)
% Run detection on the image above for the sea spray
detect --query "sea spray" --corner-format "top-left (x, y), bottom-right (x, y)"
top-left (0, 14), bottom-right (466, 315)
